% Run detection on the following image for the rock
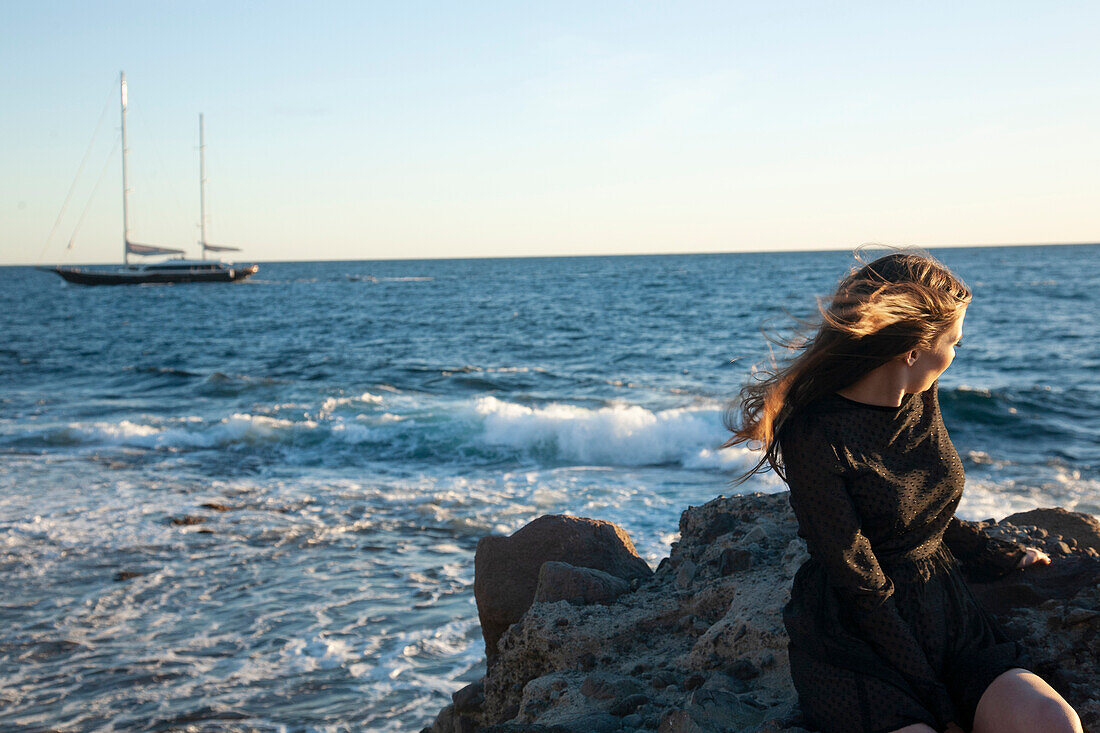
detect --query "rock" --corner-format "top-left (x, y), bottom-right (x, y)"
top-left (568, 713), bottom-right (620, 732)
top-left (1004, 508), bottom-right (1100, 551)
top-left (535, 562), bottom-right (631, 606)
top-left (436, 492), bottom-right (1099, 733)
top-left (659, 708), bottom-right (706, 733)
top-left (169, 515), bottom-right (205, 526)
top-left (717, 548), bottom-right (752, 575)
top-left (200, 502), bottom-right (233, 511)
top-left (475, 515), bottom-right (653, 662)
top-left (423, 703), bottom-right (455, 733)
top-left (1063, 606), bottom-right (1100, 626)
top-left (649, 669), bottom-right (678, 689)
top-left (683, 673), bottom-right (705, 690)
top-left (692, 512), bottom-right (740, 544)
top-left (113, 570), bottom-right (143, 581)
top-left (741, 525), bottom-right (767, 546)
top-left (675, 559), bottom-right (697, 589)
top-left (700, 673), bottom-right (743, 693)
top-left (781, 539), bottom-right (809, 577)
top-left (576, 673), bottom-right (646, 713)
top-left (729, 659), bottom-right (760, 681)
top-left (660, 688), bottom-right (769, 732)
top-left (452, 680), bottom-right (485, 712)
top-left (609, 693), bottom-right (649, 716)
top-left (967, 555), bottom-right (1100, 616)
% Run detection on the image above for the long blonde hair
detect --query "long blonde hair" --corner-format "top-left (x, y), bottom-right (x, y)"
top-left (725, 249), bottom-right (971, 483)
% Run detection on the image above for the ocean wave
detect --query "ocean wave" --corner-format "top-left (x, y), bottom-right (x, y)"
top-left (959, 474), bottom-right (1100, 519)
top-left (43, 414), bottom-right (317, 449)
top-left (317, 392), bottom-right (385, 418)
top-left (14, 396), bottom-right (748, 472)
top-left (939, 383), bottom-right (1097, 450)
top-left (474, 396), bottom-right (747, 468)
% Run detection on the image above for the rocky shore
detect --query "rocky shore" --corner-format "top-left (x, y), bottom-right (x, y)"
top-left (424, 492), bottom-right (1100, 733)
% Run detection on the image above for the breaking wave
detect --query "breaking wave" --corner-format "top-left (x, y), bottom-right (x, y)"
top-left (13, 395), bottom-right (748, 471)
top-left (474, 396), bottom-right (745, 468)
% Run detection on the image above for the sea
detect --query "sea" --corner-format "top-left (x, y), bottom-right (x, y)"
top-left (2, 244), bottom-right (1097, 731)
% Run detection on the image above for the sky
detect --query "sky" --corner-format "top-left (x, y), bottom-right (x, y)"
top-left (2, 1), bottom-right (1098, 265)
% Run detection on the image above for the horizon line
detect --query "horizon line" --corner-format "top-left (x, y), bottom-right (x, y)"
top-left (7, 239), bottom-right (1098, 268)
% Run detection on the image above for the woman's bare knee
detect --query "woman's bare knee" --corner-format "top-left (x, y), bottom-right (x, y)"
top-left (1033, 694), bottom-right (1082, 733)
top-left (889, 725), bottom-right (937, 733)
top-left (973, 668), bottom-right (1082, 733)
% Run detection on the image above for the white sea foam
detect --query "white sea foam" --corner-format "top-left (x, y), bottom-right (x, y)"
top-left (960, 475), bottom-right (1100, 519)
top-left (50, 419), bottom-right (162, 446)
top-left (31, 397), bottom-right (752, 472)
top-left (286, 635), bottom-right (355, 672)
top-left (474, 396), bottom-right (747, 468)
top-left (332, 422), bottom-right (377, 444)
top-left (53, 413), bottom-right (314, 449)
top-left (318, 392), bottom-right (385, 417)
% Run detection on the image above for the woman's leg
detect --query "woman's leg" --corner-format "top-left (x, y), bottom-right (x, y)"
top-left (972, 668), bottom-right (1082, 733)
top-left (888, 725), bottom-right (937, 733)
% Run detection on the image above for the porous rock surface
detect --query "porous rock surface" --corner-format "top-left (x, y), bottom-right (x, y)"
top-left (535, 562), bottom-right (633, 606)
top-left (475, 514), bottom-right (654, 663)
top-left (427, 493), bottom-right (1100, 733)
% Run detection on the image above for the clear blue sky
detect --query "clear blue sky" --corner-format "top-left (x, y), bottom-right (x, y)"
top-left (2, 1), bottom-right (1098, 264)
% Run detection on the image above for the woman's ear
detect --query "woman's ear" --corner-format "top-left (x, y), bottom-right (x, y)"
top-left (905, 350), bottom-right (918, 367)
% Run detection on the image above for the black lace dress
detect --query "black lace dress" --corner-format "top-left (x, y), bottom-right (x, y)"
top-left (780, 383), bottom-right (1028, 733)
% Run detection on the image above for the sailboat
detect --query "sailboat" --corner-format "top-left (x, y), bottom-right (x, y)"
top-left (51, 72), bottom-right (258, 285)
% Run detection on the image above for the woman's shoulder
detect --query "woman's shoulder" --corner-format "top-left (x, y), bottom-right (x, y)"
top-left (784, 392), bottom-right (859, 436)
top-left (780, 407), bottom-right (847, 474)
top-left (781, 402), bottom-right (845, 453)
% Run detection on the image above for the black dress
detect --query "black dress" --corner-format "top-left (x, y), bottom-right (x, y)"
top-left (780, 382), bottom-right (1028, 733)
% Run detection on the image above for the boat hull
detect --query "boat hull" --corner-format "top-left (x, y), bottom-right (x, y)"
top-left (52, 265), bottom-right (258, 286)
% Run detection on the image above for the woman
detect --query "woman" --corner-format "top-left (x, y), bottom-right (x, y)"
top-left (725, 251), bottom-right (1081, 733)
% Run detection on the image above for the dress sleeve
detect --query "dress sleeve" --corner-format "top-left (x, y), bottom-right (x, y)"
top-left (781, 417), bottom-right (954, 721)
top-left (943, 515), bottom-right (1026, 581)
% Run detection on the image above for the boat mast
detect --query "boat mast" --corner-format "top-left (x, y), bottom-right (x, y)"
top-left (120, 71), bottom-right (131, 265)
top-left (199, 113), bottom-right (207, 259)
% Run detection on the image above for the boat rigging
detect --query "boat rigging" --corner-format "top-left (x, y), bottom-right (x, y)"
top-left (50, 72), bottom-right (258, 285)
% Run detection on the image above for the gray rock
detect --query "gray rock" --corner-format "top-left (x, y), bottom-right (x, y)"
top-left (1064, 606), bottom-right (1100, 625)
top-left (566, 712), bottom-right (620, 732)
top-left (649, 669), bottom-right (678, 689)
top-left (689, 688), bottom-right (769, 729)
top-left (475, 514), bottom-right (653, 662)
top-left (1003, 508), bottom-right (1100, 551)
top-left (609, 693), bottom-right (649, 717)
top-left (700, 672), bottom-right (743, 693)
top-left (675, 559), bottom-right (697, 589)
top-left (717, 548), bottom-right (752, 575)
top-left (580, 672), bottom-right (644, 700)
top-left (741, 525), bottom-right (767, 546)
top-left (729, 659), bottom-right (760, 681)
top-left (658, 709), bottom-right (706, 733)
top-left (424, 703), bottom-right (455, 733)
top-left (535, 562), bottom-right (631, 606)
top-left (436, 492), bottom-right (1100, 733)
top-left (452, 679), bottom-right (485, 712)
top-left (656, 689), bottom-right (769, 732)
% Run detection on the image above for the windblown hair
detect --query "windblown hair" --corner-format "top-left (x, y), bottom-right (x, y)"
top-left (725, 249), bottom-right (971, 483)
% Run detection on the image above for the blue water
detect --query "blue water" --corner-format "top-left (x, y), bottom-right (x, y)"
top-left (2, 245), bottom-right (1097, 730)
